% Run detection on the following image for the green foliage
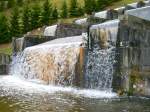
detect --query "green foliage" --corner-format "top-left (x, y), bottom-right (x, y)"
top-left (22, 5), bottom-right (31, 33)
top-left (61, 0), bottom-right (68, 18)
top-left (0, 1), bottom-right (5, 12)
top-left (30, 4), bottom-right (42, 29)
top-left (0, 14), bottom-right (10, 43)
top-left (41, 0), bottom-right (52, 25)
top-left (16, 0), bottom-right (23, 6)
top-left (84, 0), bottom-right (97, 14)
top-left (10, 7), bottom-right (21, 38)
top-left (52, 7), bottom-right (58, 20)
top-left (69, 0), bottom-right (79, 17)
top-left (0, 0), bottom-right (123, 44)
top-left (77, 7), bottom-right (85, 16)
top-left (7, 0), bottom-right (15, 8)
top-left (96, 0), bottom-right (106, 11)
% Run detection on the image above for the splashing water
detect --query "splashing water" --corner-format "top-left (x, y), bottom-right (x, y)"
top-left (85, 45), bottom-right (116, 90)
top-left (10, 36), bottom-right (84, 86)
top-left (8, 29), bottom-right (118, 98)
top-left (85, 20), bottom-right (119, 90)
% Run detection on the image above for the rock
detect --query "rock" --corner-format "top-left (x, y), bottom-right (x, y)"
top-left (0, 54), bottom-right (11, 75)
top-left (114, 7), bottom-right (150, 96)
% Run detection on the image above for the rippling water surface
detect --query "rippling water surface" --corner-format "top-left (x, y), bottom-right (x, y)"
top-left (0, 76), bottom-right (150, 112)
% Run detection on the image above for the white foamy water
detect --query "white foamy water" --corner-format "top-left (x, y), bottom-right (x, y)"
top-left (0, 76), bottom-right (117, 98)
top-left (85, 45), bottom-right (116, 90)
top-left (90, 19), bottom-right (120, 46)
top-left (94, 10), bottom-right (107, 19)
top-left (75, 18), bottom-right (87, 25)
top-left (43, 25), bottom-right (58, 36)
top-left (10, 36), bottom-right (84, 86)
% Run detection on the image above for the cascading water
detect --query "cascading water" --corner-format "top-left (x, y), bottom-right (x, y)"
top-left (7, 20), bottom-right (120, 98)
top-left (8, 35), bottom-right (117, 98)
top-left (85, 19), bottom-right (120, 90)
top-left (10, 36), bottom-right (84, 86)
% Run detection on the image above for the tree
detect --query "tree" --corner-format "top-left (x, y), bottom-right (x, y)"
top-left (7, 0), bottom-right (15, 8)
top-left (0, 14), bottom-right (10, 43)
top-left (10, 7), bottom-right (21, 38)
top-left (22, 5), bottom-right (31, 34)
top-left (69, 0), bottom-right (78, 17)
top-left (97, 0), bottom-right (107, 11)
top-left (41, 0), bottom-right (52, 25)
top-left (0, 2), bottom-right (4, 12)
top-left (61, 0), bottom-right (68, 18)
top-left (30, 4), bottom-right (41, 29)
top-left (52, 7), bottom-right (58, 20)
top-left (16, 0), bottom-right (24, 6)
top-left (77, 7), bottom-right (84, 16)
top-left (84, 0), bottom-right (97, 14)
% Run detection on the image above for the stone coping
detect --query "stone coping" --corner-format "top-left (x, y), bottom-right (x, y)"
top-left (125, 6), bottom-right (150, 21)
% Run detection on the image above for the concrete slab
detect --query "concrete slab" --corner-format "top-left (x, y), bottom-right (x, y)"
top-left (126, 6), bottom-right (150, 21)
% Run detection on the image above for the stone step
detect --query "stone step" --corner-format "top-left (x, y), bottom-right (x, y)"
top-left (0, 64), bottom-right (9, 75)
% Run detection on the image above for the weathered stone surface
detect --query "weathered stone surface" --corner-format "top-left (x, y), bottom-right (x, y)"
top-left (56, 24), bottom-right (86, 38)
top-left (114, 8), bottom-right (150, 96)
top-left (12, 36), bottom-right (56, 54)
top-left (126, 6), bottom-right (150, 23)
top-left (0, 54), bottom-right (11, 75)
top-left (89, 19), bottom-right (120, 49)
top-left (13, 23), bottom-right (86, 54)
top-left (94, 9), bottom-right (118, 20)
top-left (107, 9), bottom-right (118, 20)
top-left (74, 47), bottom-right (87, 87)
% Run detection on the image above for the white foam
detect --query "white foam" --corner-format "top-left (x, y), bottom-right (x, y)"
top-left (43, 25), bottom-right (58, 36)
top-left (128, 2), bottom-right (137, 8)
top-left (94, 10), bottom-right (107, 19)
top-left (75, 18), bottom-right (87, 25)
top-left (90, 19), bottom-right (120, 29)
top-left (0, 76), bottom-right (117, 99)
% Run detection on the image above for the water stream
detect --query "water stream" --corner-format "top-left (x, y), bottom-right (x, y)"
top-left (0, 19), bottom-right (150, 112)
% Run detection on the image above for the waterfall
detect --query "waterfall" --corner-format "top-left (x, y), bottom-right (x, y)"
top-left (10, 36), bottom-right (84, 86)
top-left (10, 19), bottom-right (120, 93)
top-left (75, 18), bottom-right (87, 25)
top-left (85, 20), bottom-right (120, 90)
top-left (43, 25), bottom-right (58, 37)
top-left (94, 10), bottom-right (107, 19)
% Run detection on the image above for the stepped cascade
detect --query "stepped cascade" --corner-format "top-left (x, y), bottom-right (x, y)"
top-left (1, 1), bottom-right (150, 112)
top-left (10, 36), bottom-right (85, 86)
top-left (85, 20), bottom-right (120, 90)
top-left (9, 19), bottom-right (121, 93)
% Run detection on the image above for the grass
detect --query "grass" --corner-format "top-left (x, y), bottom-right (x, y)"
top-left (0, 43), bottom-right (12, 55)
top-left (0, 0), bottom-right (141, 55)
top-left (108, 0), bottom-right (142, 8)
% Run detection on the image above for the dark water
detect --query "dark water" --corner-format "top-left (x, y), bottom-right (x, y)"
top-left (0, 94), bottom-right (150, 112)
top-left (0, 76), bottom-right (150, 112)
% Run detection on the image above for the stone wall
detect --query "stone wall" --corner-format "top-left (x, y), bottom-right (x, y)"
top-left (114, 18), bottom-right (150, 96)
top-left (12, 36), bottom-right (56, 54)
top-left (12, 23), bottom-right (86, 54)
top-left (56, 24), bottom-right (87, 38)
top-left (0, 54), bottom-right (11, 75)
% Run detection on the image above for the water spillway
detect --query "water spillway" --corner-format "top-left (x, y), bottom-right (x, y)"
top-left (89, 19), bottom-right (120, 49)
top-left (10, 20), bottom-right (120, 92)
top-left (85, 20), bottom-right (120, 90)
top-left (10, 36), bottom-right (85, 86)
top-left (8, 19), bottom-right (121, 99)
